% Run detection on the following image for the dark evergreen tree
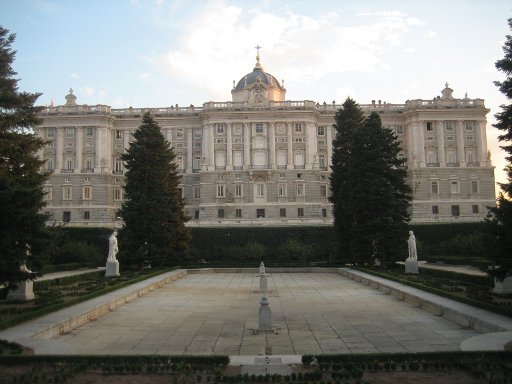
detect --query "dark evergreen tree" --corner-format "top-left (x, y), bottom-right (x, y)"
top-left (119, 112), bottom-right (190, 269)
top-left (348, 112), bottom-right (411, 264)
top-left (487, 18), bottom-right (512, 279)
top-left (329, 98), bottom-right (365, 262)
top-left (0, 26), bottom-right (50, 287)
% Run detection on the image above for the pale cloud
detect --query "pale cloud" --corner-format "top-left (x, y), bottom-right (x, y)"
top-left (427, 30), bottom-right (437, 38)
top-left (70, 72), bottom-right (79, 79)
top-left (82, 86), bottom-right (95, 96)
top-left (139, 72), bottom-right (151, 81)
top-left (154, 1), bottom-right (425, 100)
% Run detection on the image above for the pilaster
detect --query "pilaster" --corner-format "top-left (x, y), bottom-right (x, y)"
top-left (268, 122), bottom-right (276, 168)
top-left (436, 121), bottom-right (445, 166)
top-left (75, 127), bottom-right (83, 172)
top-left (55, 128), bottom-right (64, 173)
top-left (186, 128), bottom-right (193, 173)
top-left (243, 122), bottom-right (251, 169)
top-left (226, 123), bottom-right (233, 170)
top-left (287, 122), bottom-right (293, 169)
top-left (456, 120), bottom-right (466, 166)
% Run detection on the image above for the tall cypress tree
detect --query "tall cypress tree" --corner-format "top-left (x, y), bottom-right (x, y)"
top-left (487, 17), bottom-right (512, 280)
top-left (329, 98), bottom-right (366, 262)
top-left (348, 112), bottom-right (411, 264)
top-left (0, 26), bottom-right (50, 287)
top-left (119, 112), bottom-right (190, 269)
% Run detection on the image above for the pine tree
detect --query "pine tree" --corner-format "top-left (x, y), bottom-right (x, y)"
top-left (348, 112), bottom-right (411, 264)
top-left (119, 112), bottom-right (190, 269)
top-left (0, 26), bottom-right (50, 288)
top-left (487, 17), bottom-right (512, 279)
top-left (329, 98), bottom-right (366, 262)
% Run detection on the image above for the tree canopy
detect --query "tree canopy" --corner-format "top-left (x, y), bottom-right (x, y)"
top-left (0, 26), bottom-right (50, 287)
top-left (118, 112), bottom-right (190, 269)
top-left (487, 17), bottom-right (512, 279)
top-left (330, 98), bottom-right (411, 264)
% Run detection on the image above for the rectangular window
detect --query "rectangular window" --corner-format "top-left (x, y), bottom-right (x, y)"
top-left (43, 186), bottom-right (53, 201)
top-left (396, 126), bottom-right (404, 135)
top-left (217, 209), bottom-right (224, 218)
top-left (317, 126), bottom-right (325, 136)
top-left (47, 128), bottom-right (55, 139)
top-left (256, 209), bottom-right (265, 218)
top-left (278, 183), bottom-right (287, 197)
top-left (465, 121), bottom-right (474, 131)
top-left (193, 156), bottom-right (201, 171)
top-left (445, 121), bottom-right (454, 132)
top-left (451, 205), bottom-right (460, 217)
top-left (193, 186), bottom-right (200, 199)
top-left (63, 186), bottom-right (72, 200)
top-left (176, 156), bottom-right (184, 171)
top-left (114, 188), bottom-right (122, 201)
top-left (431, 181), bottom-right (438, 194)
top-left (115, 130), bottom-right (123, 140)
top-left (426, 122), bottom-right (433, 131)
top-left (216, 184), bottom-right (224, 198)
top-left (63, 211), bottom-right (71, 223)
top-left (472, 205), bottom-right (479, 214)
top-left (86, 158), bottom-right (94, 170)
top-left (235, 184), bottom-right (243, 197)
top-left (176, 128), bottom-right (184, 138)
top-left (432, 205), bottom-right (439, 215)
top-left (450, 181), bottom-right (459, 194)
top-left (294, 123), bottom-right (302, 133)
top-left (255, 123), bottom-right (264, 133)
top-left (114, 159), bottom-right (123, 173)
top-left (322, 208), bottom-right (327, 218)
top-left (194, 129), bottom-right (202, 138)
top-left (319, 155), bottom-right (326, 169)
top-left (471, 180), bottom-right (479, 194)
top-left (446, 136), bottom-right (455, 141)
top-left (320, 185), bottom-right (327, 197)
top-left (66, 127), bottom-right (75, 138)
top-left (257, 183), bottom-right (265, 197)
top-left (83, 186), bottom-right (92, 200)
top-left (84, 211), bottom-right (90, 220)
top-left (280, 208), bottom-right (286, 218)
top-left (46, 158), bottom-right (54, 170)
top-left (86, 127), bottom-right (94, 137)
top-left (235, 209), bottom-right (242, 218)
top-left (297, 208), bottom-right (304, 217)
top-left (216, 124), bottom-right (225, 134)
top-left (65, 159), bottom-right (74, 170)
top-left (194, 210), bottom-right (200, 219)
top-left (296, 183), bottom-right (304, 197)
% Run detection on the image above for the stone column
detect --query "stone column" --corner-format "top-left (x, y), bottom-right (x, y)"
top-left (243, 122), bottom-right (251, 169)
top-left (186, 128), bottom-right (193, 173)
top-left (326, 125), bottom-right (333, 168)
top-left (406, 122), bottom-right (415, 168)
top-left (201, 123), bottom-right (214, 170)
top-left (268, 122), bottom-right (276, 168)
top-left (287, 122), bottom-right (293, 169)
top-left (416, 121), bottom-right (425, 167)
top-left (436, 121), bottom-right (445, 166)
top-left (306, 122), bottom-right (318, 169)
top-left (226, 123), bottom-right (233, 170)
top-left (95, 127), bottom-right (103, 173)
top-left (456, 120), bottom-right (466, 166)
top-left (476, 120), bottom-right (488, 166)
top-left (258, 295), bottom-right (272, 332)
top-left (55, 128), bottom-right (64, 173)
top-left (75, 127), bottom-right (83, 172)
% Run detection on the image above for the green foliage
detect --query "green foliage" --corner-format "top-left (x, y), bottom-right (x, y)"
top-left (119, 112), bottom-right (190, 269)
top-left (277, 239), bottom-right (313, 261)
top-left (330, 99), bottom-right (411, 265)
top-left (0, 26), bottom-right (49, 288)
top-left (54, 241), bottom-right (103, 265)
top-left (487, 17), bottom-right (512, 279)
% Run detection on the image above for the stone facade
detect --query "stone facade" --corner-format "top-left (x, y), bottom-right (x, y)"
top-left (35, 57), bottom-right (495, 227)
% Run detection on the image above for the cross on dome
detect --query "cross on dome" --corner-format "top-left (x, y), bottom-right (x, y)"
top-left (254, 44), bottom-right (263, 70)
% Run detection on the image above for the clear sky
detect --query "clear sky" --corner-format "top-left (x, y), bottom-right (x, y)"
top-left (2, 0), bottom-right (511, 191)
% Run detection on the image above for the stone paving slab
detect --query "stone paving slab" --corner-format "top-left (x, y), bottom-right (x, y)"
top-left (2, 269), bottom-right (511, 356)
top-left (6, 272), bottom-right (490, 355)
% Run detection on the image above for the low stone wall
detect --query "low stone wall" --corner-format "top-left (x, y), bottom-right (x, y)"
top-left (32, 269), bottom-right (188, 339)
top-left (338, 268), bottom-right (508, 334)
top-left (188, 267), bottom-right (339, 274)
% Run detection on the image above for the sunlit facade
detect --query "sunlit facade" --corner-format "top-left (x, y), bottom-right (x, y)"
top-left (36, 56), bottom-right (495, 227)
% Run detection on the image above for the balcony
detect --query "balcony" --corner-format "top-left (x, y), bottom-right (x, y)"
top-left (467, 162), bottom-right (480, 167)
top-left (294, 165), bottom-right (305, 169)
top-left (233, 166), bottom-right (244, 170)
top-left (81, 168), bottom-right (95, 173)
top-left (446, 162), bottom-right (460, 167)
top-left (215, 166), bottom-right (226, 170)
top-left (426, 163), bottom-right (440, 167)
top-left (61, 169), bottom-right (74, 173)
top-left (251, 165), bottom-right (269, 170)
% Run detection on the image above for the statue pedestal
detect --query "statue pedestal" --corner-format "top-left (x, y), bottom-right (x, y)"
top-left (493, 276), bottom-right (512, 294)
top-left (260, 273), bottom-right (267, 293)
top-left (405, 259), bottom-right (419, 274)
top-left (258, 296), bottom-right (272, 332)
top-left (7, 280), bottom-right (35, 301)
top-left (105, 260), bottom-right (120, 277)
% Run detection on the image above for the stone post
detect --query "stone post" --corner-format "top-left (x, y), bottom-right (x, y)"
top-left (258, 295), bottom-right (272, 332)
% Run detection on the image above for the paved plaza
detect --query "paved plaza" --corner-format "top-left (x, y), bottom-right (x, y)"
top-left (51, 272), bottom-right (479, 355)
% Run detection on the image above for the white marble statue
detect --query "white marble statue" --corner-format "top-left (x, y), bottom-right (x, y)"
top-left (107, 230), bottom-right (119, 261)
top-left (407, 231), bottom-right (418, 261)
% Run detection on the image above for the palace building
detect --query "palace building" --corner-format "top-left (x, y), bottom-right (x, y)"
top-left (35, 54), bottom-right (496, 227)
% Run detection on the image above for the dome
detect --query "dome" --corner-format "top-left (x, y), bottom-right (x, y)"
top-left (234, 59), bottom-right (284, 92)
